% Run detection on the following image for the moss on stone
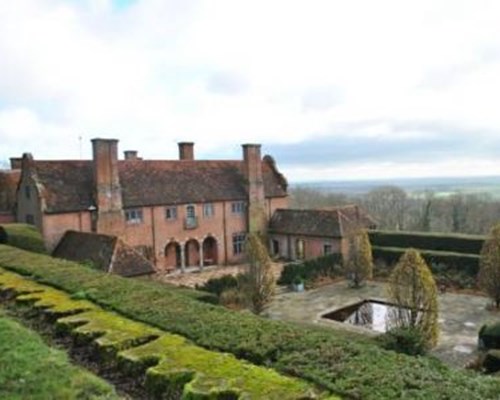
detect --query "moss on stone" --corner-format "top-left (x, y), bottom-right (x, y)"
top-left (1, 267), bottom-right (333, 399)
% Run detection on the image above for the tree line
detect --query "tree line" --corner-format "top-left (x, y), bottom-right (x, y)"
top-left (290, 185), bottom-right (500, 235)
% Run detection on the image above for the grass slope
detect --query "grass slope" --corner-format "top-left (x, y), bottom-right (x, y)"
top-left (0, 223), bottom-right (47, 254)
top-left (0, 308), bottom-right (118, 400)
top-left (1, 245), bottom-right (500, 399)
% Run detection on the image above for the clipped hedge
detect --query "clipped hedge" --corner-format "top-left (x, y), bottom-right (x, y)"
top-left (0, 269), bottom-right (329, 399)
top-left (278, 253), bottom-right (343, 285)
top-left (369, 230), bottom-right (486, 255)
top-left (1, 245), bottom-right (500, 399)
top-left (372, 246), bottom-right (480, 276)
top-left (0, 223), bottom-right (47, 254)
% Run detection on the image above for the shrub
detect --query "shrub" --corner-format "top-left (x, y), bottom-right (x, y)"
top-left (278, 253), bottom-right (343, 286)
top-left (369, 230), bottom-right (486, 255)
top-left (0, 226), bottom-right (7, 244)
top-left (479, 224), bottom-right (500, 308)
top-left (378, 327), bottom-right (428, 356)
top-left (483, 350), bottom-right (500, 374)
top-left (386, 249), bottom-right (439, 347)
top-left (479, 322), bottom-right (500, 350)
top-left (239, 233), bottom-right (275, 314)
top-left (197, 274), bottom-right (239, 297)
top-left (344, 229), bottom-right (373, 288)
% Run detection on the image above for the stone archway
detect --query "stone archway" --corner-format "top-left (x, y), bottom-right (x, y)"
top-left (164, 241), bottom-right (181, 270)
top-left (202, 236), bottom-right (218, 266)
top-left (185, 239), bottom-right (200, 267)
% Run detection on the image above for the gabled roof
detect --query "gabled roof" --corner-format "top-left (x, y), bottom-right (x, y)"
top-left (268, 205), bottom-right (376, 238)
top-left (52, 230), bottom-right (155, 276)
top-left (29, 158), bottom-right (287, 213)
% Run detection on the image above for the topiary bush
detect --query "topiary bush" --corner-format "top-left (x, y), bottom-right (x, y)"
top-left (483, 350), bottom-right (500, 374)
top-left (0, 224), bottom-right (46, 254)
top-left (479, 322), bottom-right (500, 351)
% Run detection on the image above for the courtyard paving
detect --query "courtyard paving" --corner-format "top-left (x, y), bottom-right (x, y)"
top-left (263, 280), bottom-right (500, 367)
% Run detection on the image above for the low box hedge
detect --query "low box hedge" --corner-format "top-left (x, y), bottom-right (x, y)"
top-left (369, 230), bottom-right (486, 255)
top-left (1, 245), bottom-right (500, 399)
top-left (372, 246), bottom-right (480, 276)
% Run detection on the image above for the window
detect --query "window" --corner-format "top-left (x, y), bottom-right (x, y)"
top-left (24, 185), bottom-right (31, 199)
top-left (232, 232), bottom-right (246, 255)
top-left (186, 205), bottom-right (196, 218)
top-left (323, 243), bottom-right (333, 255)
top-left (125, 208), bottom-right (143, 224)
top-left (184, 204), bottom-right (198, 229)
top-left (25, 214), bottom-right (34, 225)
top-left (203, 203), bottom-right (215, 218)
top-left (231, 201), bottom-right (245, 214)
top-left (165, 206), bottom-right (177, 220)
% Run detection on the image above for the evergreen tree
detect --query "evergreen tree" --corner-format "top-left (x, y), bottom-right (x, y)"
top-left (345, 229), bottom-right (373, 288)
top-left (479, 224), bottom-right (500, 308)
top-left (386, 249), bottom-right (439, 347)
top-left (240, 232), bottom-right (275, 314)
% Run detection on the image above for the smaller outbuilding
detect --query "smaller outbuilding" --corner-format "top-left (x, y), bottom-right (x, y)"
top-left (52, 230), bottom-right (155, 277)
top-left (268, 205), bottom-right (376, 261)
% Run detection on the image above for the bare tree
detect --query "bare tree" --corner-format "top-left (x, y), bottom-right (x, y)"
top-left (362, 186), bottom-right (408, 230)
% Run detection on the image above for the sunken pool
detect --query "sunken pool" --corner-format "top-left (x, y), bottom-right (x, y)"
top-left (322, 299), bottom-right (403, 333)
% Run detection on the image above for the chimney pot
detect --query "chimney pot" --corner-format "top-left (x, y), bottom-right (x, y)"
top-left (124, 150), bottom-right (138, 160)
top-left (178, 142), bottom-right (194, 160)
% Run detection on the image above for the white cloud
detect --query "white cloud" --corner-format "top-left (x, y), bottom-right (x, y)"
top-left (1, 0), bottom-right (500, 180)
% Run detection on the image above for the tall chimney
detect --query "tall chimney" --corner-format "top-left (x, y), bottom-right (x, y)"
top-left (124, 150), bottom-right (138, 160)
top-left (92, 138), bottom-right (124, 235)
top-left (178, 142), bottom-right (194, 160)
top-left (10, 157), bottom-right (22, 170)
top-left (242, 144), bottom-right (266, 233)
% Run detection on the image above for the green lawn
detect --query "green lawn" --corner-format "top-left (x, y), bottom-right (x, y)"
top-left (0, 308), bottom-right (119, 400)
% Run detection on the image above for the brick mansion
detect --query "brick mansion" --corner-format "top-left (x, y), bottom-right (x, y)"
top-left (0, 139), bottom-right (375, 272)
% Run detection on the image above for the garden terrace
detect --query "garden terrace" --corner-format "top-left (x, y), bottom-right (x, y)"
top-left (0, 268), bottom-right (328, 399)
top-left (1, 245), bottom-right (500, 399)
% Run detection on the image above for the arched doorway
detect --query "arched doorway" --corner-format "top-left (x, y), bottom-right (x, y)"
top-left (202, 236), bottom-right (218, 266)
top-left (185, 239), bottom-right (200, 267)
top-left (164, 241), bottom-right (181, 270)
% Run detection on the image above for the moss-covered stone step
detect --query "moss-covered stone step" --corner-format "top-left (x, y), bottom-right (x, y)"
top-left (120, 334), bottom-right (326, 399)
top-left (0, 268), bottom-right (338, 399)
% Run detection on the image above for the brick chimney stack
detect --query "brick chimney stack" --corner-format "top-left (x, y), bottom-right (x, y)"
top-left (124, 150), bottom-right (138, 160)
top-left (242, 144), bottom-right (266, 233)
top-left (178, 142), bottom-right (194, 160)
top-left (92, 138), bottom-right (124, 235)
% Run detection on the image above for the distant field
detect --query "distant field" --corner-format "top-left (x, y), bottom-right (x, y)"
top-left (292, 175), bottom-right (500, 198)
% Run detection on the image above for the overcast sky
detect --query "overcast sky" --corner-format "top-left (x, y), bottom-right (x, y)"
top-left (1, 0), bottom-right (500, 181)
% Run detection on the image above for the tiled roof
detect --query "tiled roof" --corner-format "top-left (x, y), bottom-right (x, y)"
top-left (0, 169), bottom-right (21, 213)
top-left (31, 158), bottom-right (287, 213)
top-left (52, 230), bottom-right (155, 276)
top-left (268, 206), bottom-right (376, 238)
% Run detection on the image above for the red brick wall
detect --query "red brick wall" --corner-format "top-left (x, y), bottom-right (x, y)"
top-left (269, 233), bottom-right (342, 260)
top-left (42, 212), bottom-right (92, 251)
top-left (122, 199), bottom-right (249, 271)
